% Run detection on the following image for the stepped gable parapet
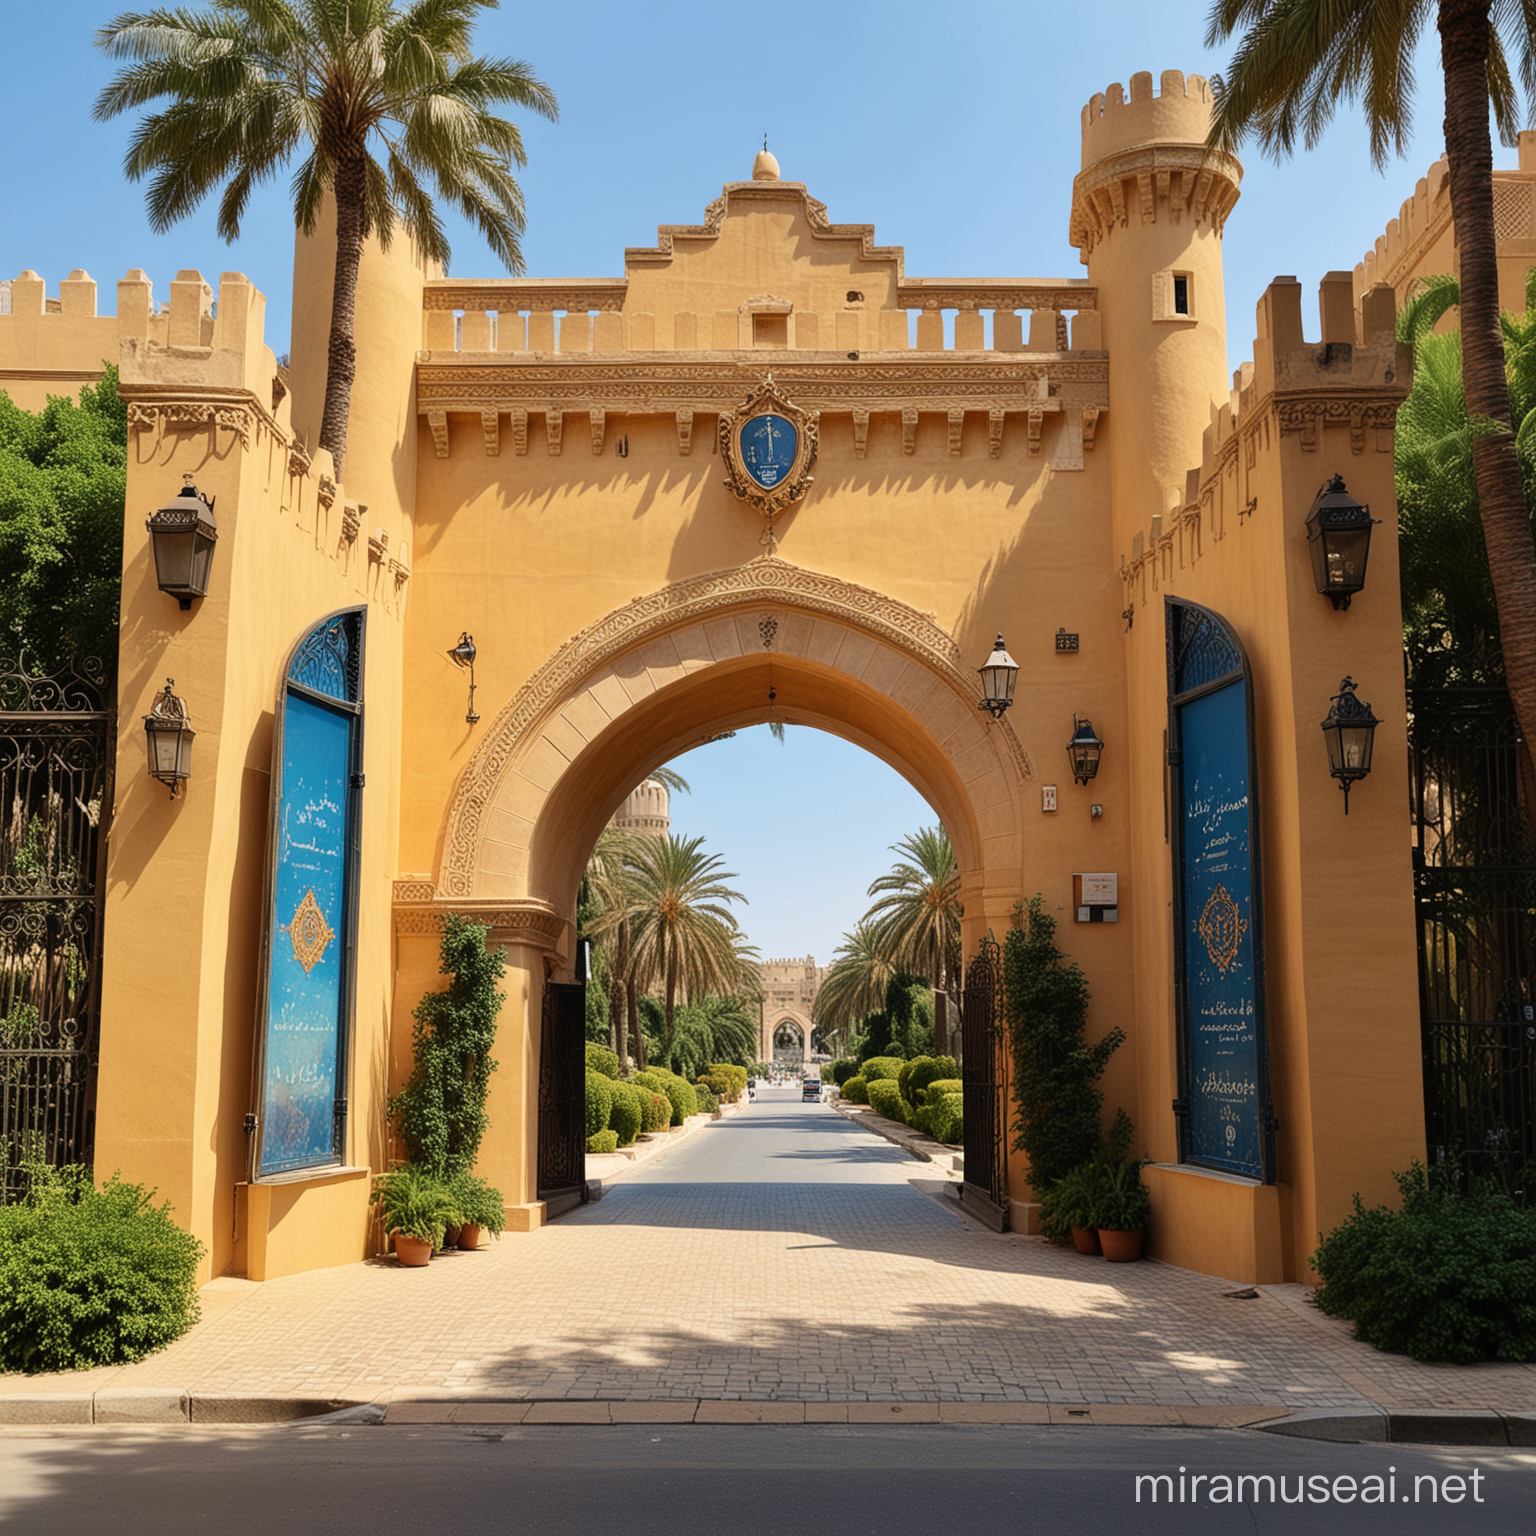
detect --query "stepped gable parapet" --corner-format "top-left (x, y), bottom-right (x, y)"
top-left (1352, 157), bottom-right (1451, 302)
top-left (1120, 273), bottom-right (1410, 611)
top-left (1071, 70), bottom-right (1241, 257)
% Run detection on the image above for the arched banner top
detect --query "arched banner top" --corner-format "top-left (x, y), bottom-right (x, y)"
top-left (287, 608), bottom-right (364, 706)
top-left (1168, 596), bottom-right (1247, 701)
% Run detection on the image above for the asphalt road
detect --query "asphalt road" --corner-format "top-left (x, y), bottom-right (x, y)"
top-left (2, 1422), bottom-right (1532, 1535)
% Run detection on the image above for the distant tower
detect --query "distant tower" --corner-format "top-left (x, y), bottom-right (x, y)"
top-left (611, 776), bottom-right (671, 837)
top-left (1070, 71), bottom-right (1242, 548)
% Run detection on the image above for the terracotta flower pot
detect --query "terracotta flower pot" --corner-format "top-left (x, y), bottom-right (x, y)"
top-left (457, 1223), bottom-right (482, 1251)
top-left (439, 1224), bottom-right (461, 1252)
top-left (394, 1233), bottom-right (432, 1267)
top-left (1099, 1228), bottom-right (1143, 1262)
top-left (1070, 1224), bottom-right (1102, 1255)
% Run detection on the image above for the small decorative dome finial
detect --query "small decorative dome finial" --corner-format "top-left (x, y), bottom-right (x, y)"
top-left (753, 135), bottom-right (780, 181)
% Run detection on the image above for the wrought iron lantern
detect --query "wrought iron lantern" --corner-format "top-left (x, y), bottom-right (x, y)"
top-left (977, 634), bottom-right (1019, 718)
top-left (1305, 474), bottom-right (1378, 610)
top-left (1067, 715), bottom-right (1104, 785)
top-left (447, 631), bottom-right (480, 725)
top-left (1321, 676), bottom-right (1379, 813)
top-left (143, 678), bottom-right (194, 797)
top-left (146, 474), bottom-right (219, 609)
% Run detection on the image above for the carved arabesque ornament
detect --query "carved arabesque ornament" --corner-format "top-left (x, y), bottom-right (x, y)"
top-left (437, 557), bottom-right (1033, 897)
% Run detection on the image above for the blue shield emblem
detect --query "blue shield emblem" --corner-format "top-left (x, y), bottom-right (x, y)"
top-left (740, 413), bottom-right (798, 490)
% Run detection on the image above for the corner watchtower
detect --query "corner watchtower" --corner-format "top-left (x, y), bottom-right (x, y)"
top-left (1070, 70), bottom-right (1242, 544)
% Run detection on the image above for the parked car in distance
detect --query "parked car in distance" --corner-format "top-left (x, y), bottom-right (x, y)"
top-left (802, 1076), bottom-right (822, 1102)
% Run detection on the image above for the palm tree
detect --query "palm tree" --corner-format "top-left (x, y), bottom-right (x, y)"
top-left (863, 827), bottom-right (962, 993)
top-left (93, 1), bottom-right (557, 478)
top-left (1207, 0), bottom-right (1536, 783)
top-left (582, 828), bottom-right (640, 1068)
top-left (624, 834), bottom-right (749, 1068)
top-left (811, 921), bottom-right (898, 1049)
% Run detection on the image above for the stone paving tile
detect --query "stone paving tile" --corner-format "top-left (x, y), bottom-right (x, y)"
top-left (7, 1099), bottom-right (1535, 1412)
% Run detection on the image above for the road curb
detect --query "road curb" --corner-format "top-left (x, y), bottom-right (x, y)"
top-left (1257, 1408), bottom-right (1536, 1446)
top-left (0, 1392), bottom-right (369, 1426)
top-left (833, 1102), bottom-right (959, 1168)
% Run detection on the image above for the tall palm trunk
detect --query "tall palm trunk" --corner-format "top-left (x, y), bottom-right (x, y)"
top-left (627, 976), bottom-right (645, 1070)
top-left (1440, 0), bottom-right (1536, 778)
top-left (319, 146), bottom-right (366, 478)
top-left (610, 921), bottom-right (631, 1069)
top-left (662, 929), bottom-right (678, 1068)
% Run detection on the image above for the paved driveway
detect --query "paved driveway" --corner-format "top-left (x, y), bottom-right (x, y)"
top-left (7, 1087), bottom-right (1535, 1409)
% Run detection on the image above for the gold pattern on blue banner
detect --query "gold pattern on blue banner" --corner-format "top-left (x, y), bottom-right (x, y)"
top-left (288, 887), bottom-right (335, 974)
top-left (1196, 883), bottom-right (1248, 976)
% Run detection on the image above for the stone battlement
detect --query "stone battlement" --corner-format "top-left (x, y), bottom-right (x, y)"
top-left (1080, 70), bottom-right (1216, 169)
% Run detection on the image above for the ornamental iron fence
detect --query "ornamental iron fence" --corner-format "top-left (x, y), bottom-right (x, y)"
top-left (960, 933), bottom-right (1009, 1230)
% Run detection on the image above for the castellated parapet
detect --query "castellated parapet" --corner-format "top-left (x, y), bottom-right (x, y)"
top-left (1071, 70), bottom-right (1241, 257)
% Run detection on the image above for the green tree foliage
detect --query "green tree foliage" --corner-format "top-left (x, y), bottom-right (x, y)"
top-left (390, 913), bottom-right (505, 1180)
top-left (863, 826), bottom-right (961, 990)
top-left (0, 370), bottom-right (126, 667)
top-left (0, 1163), bottom-right (202, 1372)
top-left (813, 921), bottom-right (898, 1046)
top-left (1207, 0), bottom-right (1536, 785)
top-left (1002, 897), bottom-right (1124, 1192)
top-left (1314, 1163), bottom-right (1536, 1363)
top-left (94, 1), bottom-right (557, 477)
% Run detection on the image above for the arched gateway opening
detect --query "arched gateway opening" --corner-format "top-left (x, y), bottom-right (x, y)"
top-left (426, 558), bottom-right (1030, 1228)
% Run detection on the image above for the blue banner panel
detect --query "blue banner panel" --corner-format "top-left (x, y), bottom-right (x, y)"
top-left (1179, 680), bottom-right (1262, 1177)
top-left (257, 692), bottom-right (351, 1176)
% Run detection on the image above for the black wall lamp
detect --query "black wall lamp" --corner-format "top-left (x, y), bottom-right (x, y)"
top-left (448, 632), bottom-right (480, 725)
top-left (1305, 475), bottom-right (1378, 610)
top-left (143, 678), bottom-right (194, 797)
top-left (1067, 715), bottom-right (1104, 785)
top-left (1321, 677), bottom-right (1379, 813)
top-left (977, 634), bottom-right (1019, 718)
top-left (146, 474), bottom-right (219, 609)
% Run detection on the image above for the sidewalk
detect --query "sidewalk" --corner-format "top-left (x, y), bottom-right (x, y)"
top-left (3, 1100), bottom-right (1533, 1436)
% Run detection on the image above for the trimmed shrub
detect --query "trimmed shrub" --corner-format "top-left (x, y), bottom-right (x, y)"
top-left (634, 1070), bottom-right (697, 1125)
top-left (585, 1071), bottom-right (615, 1138)
top-left (692, 1083), bottom-right (719, 1114)
top-left (820, 1064), bottom-right (835, 1082)
top-left (900, 1055), bottom-right (958, 1103)
top-left (1312, 1164), bottom-right (1536, 1364)
top-left (866, 1079), bottom-right (907, 1123)
top-left (585, 1130), bottom-right (619, 1155)
top-left (840, 1076), bottom-right (870, 1104)
top-left (608, 1081), bottom-right (643, 1146)
top-left (861, 1056), bottom-right (903, 1084)
top-left (929, 1092), bottom-right (964, 1146)
top-left (0, 1164), bottom-right (203, 1373)
top-left (629, 1081), bottom-right (671, 1133)
top-left (707, 1063), bottom-right (748, 1102)
top-left (923, 1077), bottom-right (963, 1106)
top-left (831, 1058), bottom-right (859, 1086)
top-left (585, 1042), bottom-right (621, 1079)
top-left (911, 1105), bottom-right (935, 1137)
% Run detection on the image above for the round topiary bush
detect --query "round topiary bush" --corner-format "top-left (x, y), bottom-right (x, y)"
top-left (929, 1092), bottom-right (964, 1145)
top-left (693, 1083), bottom-right (719, 1114)
top-left (0, 1165), bottom-right (204, 1373)
top-left (866, 1079), bottom-right (907, 1123)
top-left (633, 1070), bottom-right (697, 1126)
top-left (861, 1056), bottom-right (903, 1083)
top-left (923, 1077), bottom-right (963, 1105)
top-left (608, 1081), bottom-right (643, 1146)
top-left (901, 1055), bottom-right (958, 1103)
top-left (628, 1079), bottom-right (671, 1133)
top-left (831, 1059), bottom-right (859, 1086)
top-left (841, 1076), bottom-right (870, 1104)
top-left (585, 1129), bottom-right (619, 1154)
top-left (585, 1042), bottom-right (621, 1079)
top-left (585, 1070), bottom-right (615, 1138)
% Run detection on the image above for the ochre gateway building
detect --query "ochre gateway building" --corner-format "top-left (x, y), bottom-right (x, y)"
top-left (2, 70), bottom-right (1430, 1286)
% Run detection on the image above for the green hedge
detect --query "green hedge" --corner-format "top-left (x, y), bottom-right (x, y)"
top-left (861, 1056), bottom-right (904, 1083)
top-left (923, 1077), bottom-right (963, 1105)
top-left (1313, 1164), bottom-right (1536, 1363)
top-left (929, 1092), bottom-right (964, 1145)
top-left (585, 1071), bottom-right (615, 1138)
top-left (692, 1083), bottom-right (719, 1114)
top-left (634, 1070), bottom-right (697, 1125)
top-left (911, 1105), bottom-right (935, 1136)
top-left (607, 1081), bottom-right (643, 1146)
top-left (866, 1079), bottom-right (907, 1123)
top-left (831, 1058), bottom-right (860, 1086)
top-left (0, 1165), bottom-right (203, 1373)
top-left (630, 1080), bottom-right (671, 1133)
top-left (841, 1076), bottom-right (870, 1104)
top-left (585, 1042), bottom-right (621, 1079)
top-left (585, 1130), bottom-right (619, 1154)
top-left (899, 1055), bottom-right (958, 1103)
top-left (706, 1063), bottom-right (748, 1101)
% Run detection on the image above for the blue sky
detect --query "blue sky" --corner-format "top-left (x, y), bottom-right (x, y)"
top-left (1, 3), bottom-right (1456, 961)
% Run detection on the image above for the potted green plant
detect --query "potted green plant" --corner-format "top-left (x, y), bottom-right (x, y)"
top-left (1041, 1161), bottom-right (1103, 1254)
top-left (1088, 1158), bottom-right (1152, 1262)
top-left (448, 1172), bottom-right (506, 1250)
top-left (372, 1164), bottom-right (457, 1267)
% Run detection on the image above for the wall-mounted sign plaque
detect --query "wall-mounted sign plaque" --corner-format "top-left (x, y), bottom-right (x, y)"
top-left (719, 376), bottom-right (819, 551)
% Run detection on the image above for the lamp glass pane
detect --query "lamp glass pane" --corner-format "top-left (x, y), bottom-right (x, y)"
top-left (153, 528), bottom-right (195, 591)
top-left (189, 530), bottom-right (216, 595)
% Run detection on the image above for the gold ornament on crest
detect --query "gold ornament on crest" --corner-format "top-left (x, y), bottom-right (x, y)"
top-left (1196, 883), bottom-right (1248, 976)
top-left (288, 888), bottom-right (335, 975)
top-left (718, 376), bottom-right (820, 553)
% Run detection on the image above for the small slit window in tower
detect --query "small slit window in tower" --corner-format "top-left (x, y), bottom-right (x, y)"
top-left (754, 312), bottom-right (789, 348)
top-left (1172, 274), bottom-right (1191, 317)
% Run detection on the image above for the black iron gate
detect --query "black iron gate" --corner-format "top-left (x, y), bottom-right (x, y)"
top-left (1409, 679), bottom-right (1536, 1191)
top-left (537, 975), bottom-right (588, 1208)
top-left (0, 646), bottom-right (113, 1200)
top-left (960, 933), bottom-right (1009, 1230)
